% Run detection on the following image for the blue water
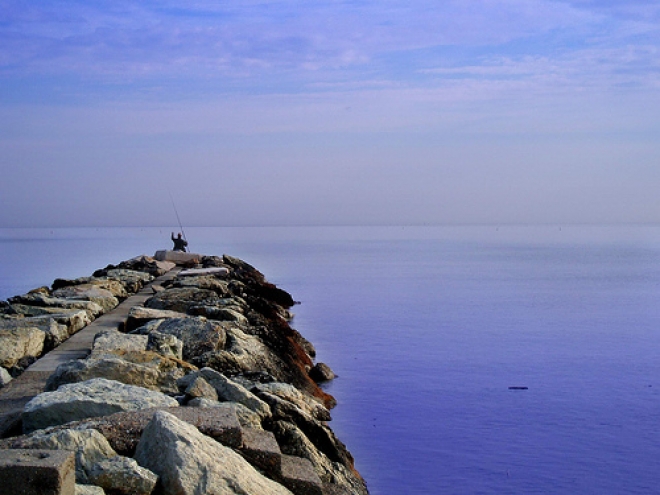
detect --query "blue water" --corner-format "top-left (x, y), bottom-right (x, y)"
top-left (2, 225), bottom-right (660, 494)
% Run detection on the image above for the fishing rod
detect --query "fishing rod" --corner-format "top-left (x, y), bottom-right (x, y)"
top-left (168, 190), bottom-right (189, 250)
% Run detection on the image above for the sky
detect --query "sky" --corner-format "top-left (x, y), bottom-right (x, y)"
top-left (1, 0), bottom-right (659, 227)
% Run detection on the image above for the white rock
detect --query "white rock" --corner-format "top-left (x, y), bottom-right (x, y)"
top-left (23, 378), bottom-right (179, 433)
top-left (89, 456), bottom-right (158, 495)
top-left (76, 484), bottom-right (106, 495)
top-left (134, 410), bottom-right (293, 495)
top-left (0, 367), bottom-right (12, 387)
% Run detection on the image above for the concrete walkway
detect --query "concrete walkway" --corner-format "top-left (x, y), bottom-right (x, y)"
top-left (0, 268), bottom-right (180, 437)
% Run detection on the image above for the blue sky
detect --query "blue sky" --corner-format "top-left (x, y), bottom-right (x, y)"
top-left (1, 1), bottom-right (659, 227)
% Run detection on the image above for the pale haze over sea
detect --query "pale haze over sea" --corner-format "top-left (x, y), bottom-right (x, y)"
top-left (1, 2), bottom-right (659, 228)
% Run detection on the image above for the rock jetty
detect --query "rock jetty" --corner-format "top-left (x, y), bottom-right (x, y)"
top-left (0, 253), bottom-right (368, 495)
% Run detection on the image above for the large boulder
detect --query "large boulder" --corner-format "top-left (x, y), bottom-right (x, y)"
top-left (105, 269), bottom-right (155, 293)
top-left (45, 352), bottom-right (190, 395)
top-left (51, 285), bottom-right (119, 313)
top-left (88, 456), bottom-right (158, 495)
top-left (7, 293), bottom-right (105, 318)
top-left (8, 428), bottom-right (117, 484)
top-left (0, 311), bottom-right (90, 350)
top-left (254, 382), bottom-right (330, 422)
top-left (136, 317), bottom-right (226, 360)
top-left (145, 287), bottom-right (223, 313)
top-left (125, 306), bottom-right (188, 333)
top-left (23, 378), bottom-right (180, 433)
top-left (271, 420), bottom-right (368, 495)
top-left (91, 330), bottom-right (148, 355)
top-left (178, 368), bottom-right (270, 418)
top-left (0, 325), bottom-right (45, 368)
top-left (134, 410), bottom-right (293, 495)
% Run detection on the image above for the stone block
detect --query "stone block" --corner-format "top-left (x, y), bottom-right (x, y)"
top-left (240, 428), bottom-right (281, 476)
top-left (280, 455), bottom-right (323, 495)
top-left (0, 449), bottom-right (75, 495)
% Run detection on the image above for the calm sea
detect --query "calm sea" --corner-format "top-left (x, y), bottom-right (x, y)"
top-left (2, 225), bottom-right (660, 494)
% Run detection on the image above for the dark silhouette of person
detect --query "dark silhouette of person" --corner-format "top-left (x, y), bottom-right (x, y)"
top-left (171, 232), bottom-right (188, 252)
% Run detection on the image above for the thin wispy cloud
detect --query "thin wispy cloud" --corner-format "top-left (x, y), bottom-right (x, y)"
top-left (1, 1), bottom-right (659, 227)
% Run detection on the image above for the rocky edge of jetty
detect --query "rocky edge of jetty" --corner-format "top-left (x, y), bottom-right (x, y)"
top-left (0, 253), bottom-right (368, 495)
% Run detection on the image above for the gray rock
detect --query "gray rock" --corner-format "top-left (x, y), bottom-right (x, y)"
top-left (188, 305), bottom-right (249, 324)
top-left (23, 378), bottom-right (180, 433)
top-left (309, 363), bottom-right (336, 383)
top-left (178, 368), bottom-right (270, 418)
top-left (8, 293), bottom-right (105, 318)
top-left (145, 287), bottom-right (224, 313)
top-left (125, 306), bottom-right (188, 333)
top-left (76, 484), bottom-right (106, 495)
top-left (89, 456), bottom-right (158, 495)
top-left (0, 325), bottom-right (45, 368)
top-left (134, 410), bottom-right (293, 495)
top-left (146, 331), bottom-right (184, 359)
top-left (185, 400), bottom-right (263, 430)
top-left (92, 329), bottom-right (148, 355)
top-left (12, 428), bottom-right (117, 484)
top-left (105, 269), bottom-right (154, 293)
top-left (53, 284), bottom-right (122, 312)
top-left (185, 376), bottom-right (218, 401)
top-left (271, 421), bottom-right (368, 495)
top-left (255, 382), bottom-right (330, 422)
top-left (140, 317), bottom-right (226, 360)
top-left (168, 275), bottom-right (231, 295)
top-left (45, 354), bottom-right (187, 394)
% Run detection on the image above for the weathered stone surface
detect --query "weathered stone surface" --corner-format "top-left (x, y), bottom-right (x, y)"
top-left (0, 449), bottom-right (76, 495)
top-left (96, 256), bottom-right (174, 278)
top-left (45, 353), bottom-right (188, 395)
top-left (255, 383), bottom-right (330, 422)
top-left (179, 267), bottom-right (229, 277)
top-left (185, 401), bottom-right (263, 430)
top-left (256, 392), bottom-right (352, 470)
top-left (3, 309), bottom-right (92, 341)
top-left (240, 427), bottom-right (282, 476)
top-left (8, 428), bottom-right (117, 484)
top-left (309, 363), bottom-right (335, 383)
top-left (134, 411), bottom-right (293, 495)
top-left (138, 317), bottom-right (226, 360)
top-left (52, 285), bottom-right (121, 313)
top-left (105, 269), bottom-right (154, 293)
top-left (23, 378), bottom-right (180, 433)
top-left (8, 293), bottom-right (105, 318)
top-left (168, 275), bottom-right (231, 295)
top-left (188, 305), bottom-right (249, 324)
top-left (89, 456), bottom-right (158, 495)
top-left (146, 331), bottom-right (184, 359)
top-left (0, 367), bottom-right (12, 388)
top-left (75, 484), bottom-right (105, 495)
top-left (125, 306), bottom-right (188, 333)
top-left (145, 287), bottom-right (224, 313)
top-left (178, 368), bottom-right (270, 417)
top-left (280, 454), bottom-right (324, 495)
top-left (270, 421), bottom-right (368, 495)
top-left (91, 330), bottom-right (148, 356)
top-left (185, 376), bottom-right (218, 401)
top-left (0, 325), bottom-right (45, 368)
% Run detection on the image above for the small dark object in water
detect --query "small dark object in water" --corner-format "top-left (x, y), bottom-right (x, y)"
top-left (509, 386), bottom-right (528, 390)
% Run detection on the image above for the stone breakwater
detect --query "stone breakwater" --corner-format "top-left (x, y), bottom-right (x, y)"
top-left (0, 253), bottom-right (368, 495)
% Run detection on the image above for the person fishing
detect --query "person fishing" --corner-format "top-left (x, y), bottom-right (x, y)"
top-left (171, 232), bottom-right (188, 252)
